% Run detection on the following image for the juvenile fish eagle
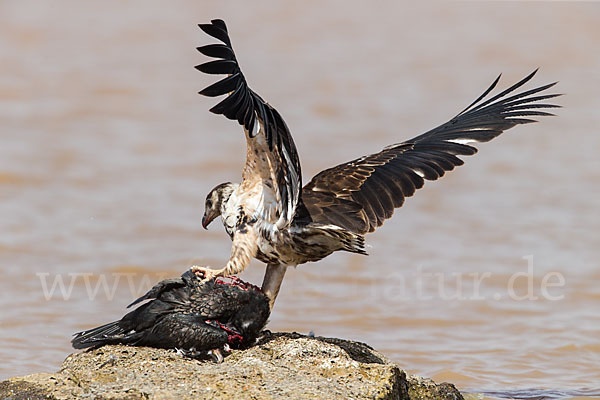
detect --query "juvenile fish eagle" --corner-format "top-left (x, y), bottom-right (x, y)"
top-left (192, 19), bottom-right (560, 308)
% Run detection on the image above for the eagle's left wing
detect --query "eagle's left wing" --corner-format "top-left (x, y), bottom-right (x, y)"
top-left (197, 19), bottom-right (302, 227)
top-left (301, 70), bottom-right (561, 234)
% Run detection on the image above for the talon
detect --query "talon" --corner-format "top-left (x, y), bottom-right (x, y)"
top-left (190, 265), bottom-right (221, 282)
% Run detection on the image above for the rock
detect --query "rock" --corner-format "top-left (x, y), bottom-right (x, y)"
top-left (406, 375), bottom-right (466, 400)
top-left (0, 332), bottom-right (464, 400)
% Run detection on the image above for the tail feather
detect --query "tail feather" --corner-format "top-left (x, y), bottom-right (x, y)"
top-left (71, 320), bottom-right (133, 349)
top-left (342, 231), bottom-right (368, 255)
top-left (318, 224), bottom-right (368, 255)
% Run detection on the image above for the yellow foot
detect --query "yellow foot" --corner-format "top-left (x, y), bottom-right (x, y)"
top-left (190, 265), bottom-right (225, 282)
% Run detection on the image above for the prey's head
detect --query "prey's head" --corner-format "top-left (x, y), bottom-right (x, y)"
top-left (202, 182), bottom-right (236, 229)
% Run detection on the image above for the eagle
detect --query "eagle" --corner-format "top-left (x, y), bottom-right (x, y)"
top-left (192, 19), bottom-right (560, 308)
top-left (72, 271), bottom-right (270, 362)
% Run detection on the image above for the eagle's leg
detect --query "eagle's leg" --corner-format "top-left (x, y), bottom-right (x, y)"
top-left (192, 229), bottom-right (259, 281)
top-left (261, 263), bottom-right (288, 310)
top-left (190, 265), bottom-right (226, 281)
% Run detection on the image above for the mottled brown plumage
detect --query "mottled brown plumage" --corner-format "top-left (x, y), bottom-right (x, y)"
top-left (301, 70), bottom-right (560, 234)
top-left (195, 19), bottom-right (560, 308)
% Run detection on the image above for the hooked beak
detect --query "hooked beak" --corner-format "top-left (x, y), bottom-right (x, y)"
top-left (202, 212), bottom-right (217, 230)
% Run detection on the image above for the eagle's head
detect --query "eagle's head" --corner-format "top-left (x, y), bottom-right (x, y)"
top-left (202, 182), bottom-right (237, 229)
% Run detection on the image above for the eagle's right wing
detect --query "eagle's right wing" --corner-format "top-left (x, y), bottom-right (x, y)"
top-left (197, 19), bottom-right (302, 228)
top-left (301, 70), bottom-right (561, 234)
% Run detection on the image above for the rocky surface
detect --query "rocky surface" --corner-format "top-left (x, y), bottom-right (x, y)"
top-left (0, 332), bottom-right (464, 400)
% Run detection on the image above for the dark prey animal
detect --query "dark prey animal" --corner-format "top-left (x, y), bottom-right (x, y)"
top-left (71, 270), bottom-right (270, 361)
top-left (191, 19), bottom-right (561, 309)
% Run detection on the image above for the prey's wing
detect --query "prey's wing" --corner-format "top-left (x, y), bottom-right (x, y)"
top-left (127, 277), bottom-right (186, 308)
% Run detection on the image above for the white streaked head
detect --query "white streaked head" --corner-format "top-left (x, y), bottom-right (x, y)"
top-left (202, 182), bottom-right (238, 229)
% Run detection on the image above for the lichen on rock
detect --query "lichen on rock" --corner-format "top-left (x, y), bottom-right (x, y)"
top-left (0, 332), bottom-right (463, 400)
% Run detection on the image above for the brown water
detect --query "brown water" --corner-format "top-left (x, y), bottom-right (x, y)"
top-left (1, 1), bottom-right (599, 399)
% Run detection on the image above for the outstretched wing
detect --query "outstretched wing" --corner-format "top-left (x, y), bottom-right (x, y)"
top-left (196, 19), bottom-right (301, 227)
top-left (301, 70), bottom-right (561, 234)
